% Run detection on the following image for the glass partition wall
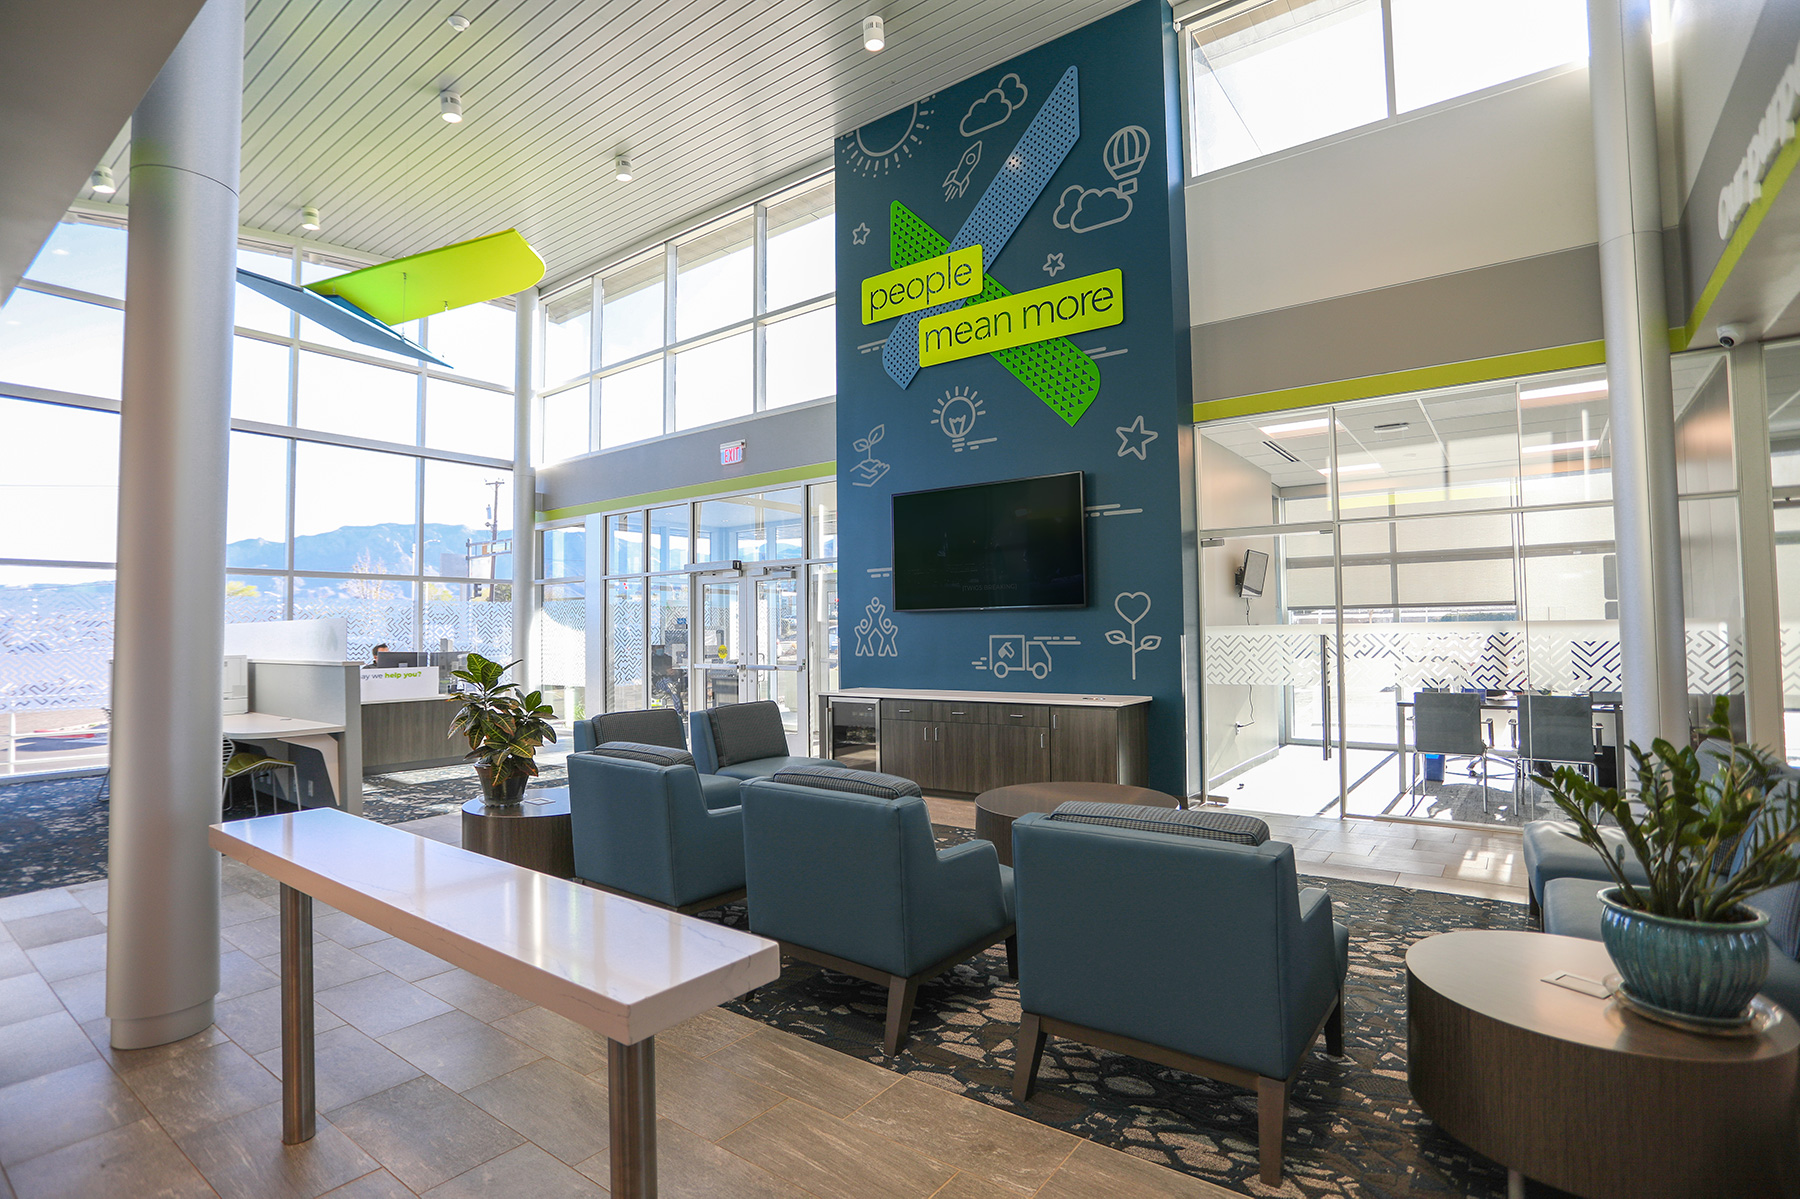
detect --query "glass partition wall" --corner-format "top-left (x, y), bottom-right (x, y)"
top-left (1198, 350), bottom-right (1745, 826)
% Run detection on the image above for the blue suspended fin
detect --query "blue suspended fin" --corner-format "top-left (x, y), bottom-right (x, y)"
top-left (235, 269), bottom-right (452, 368)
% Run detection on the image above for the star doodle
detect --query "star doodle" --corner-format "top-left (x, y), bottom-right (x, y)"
top-left (1115, 415), bottom-right (1159, 460)
top-left (851, 222), bottom-right (871, 245)
top-left (1042, 252), bottom-right (1065, 278)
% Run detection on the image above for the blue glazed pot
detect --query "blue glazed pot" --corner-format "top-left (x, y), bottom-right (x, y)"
top-left (1597, 887), bottom-right (1771, 1021)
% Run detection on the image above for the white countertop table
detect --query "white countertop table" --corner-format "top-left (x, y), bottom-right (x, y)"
top-left (210, 809), bottom-right (780, 1196)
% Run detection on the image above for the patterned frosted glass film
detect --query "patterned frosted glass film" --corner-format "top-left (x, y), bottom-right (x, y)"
top-left (538, 582), bottom-right (586, 720)
top-left (606, 577), bottom-right (645, 710)
top-left (293, 576), bottom-right (416, 663)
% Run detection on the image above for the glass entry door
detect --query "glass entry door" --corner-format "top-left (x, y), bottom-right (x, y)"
top-left (691, 567), bottom-right (807, 745)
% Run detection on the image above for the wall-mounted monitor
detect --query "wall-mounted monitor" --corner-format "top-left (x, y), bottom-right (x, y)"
top-left (891, 472), bottom-right (1086, 612)
top-left (1236, 549), bottom-right (1269, 599)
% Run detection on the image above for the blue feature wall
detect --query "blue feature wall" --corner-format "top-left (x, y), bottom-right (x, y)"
top-left (834, 0), bottom-right (1193, 794)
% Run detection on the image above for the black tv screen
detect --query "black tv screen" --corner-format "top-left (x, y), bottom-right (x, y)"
top-left (891, 472), bottom-right (1086, 612)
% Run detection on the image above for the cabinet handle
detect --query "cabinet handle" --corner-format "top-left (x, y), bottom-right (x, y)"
top-left (1052, 712), bottom-right (1058, 729)
top-left (922, 726), bottom-right (928, 742)
top-left (950, 710), bottom-right (965, 715)
top-left (897, 708), bottom-right (911, 714)
top-left (1010, 712), bottom-right (1025, 718)
top-left (935, 726), bottom-right (941, 741)
top-left (1040, 731), bottom-right (1046, 748)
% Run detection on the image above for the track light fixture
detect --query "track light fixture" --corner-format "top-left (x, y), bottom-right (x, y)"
top-left (615, 154), bottom-right (634, 183)
top-left (300, 206), bottom-right (321, 232)
top-left (440, 88), bottom-right (463, 123)
top-left (862, 14), bottom-right (885, 51)
top-left (89, 166), bottom-right (117, 194)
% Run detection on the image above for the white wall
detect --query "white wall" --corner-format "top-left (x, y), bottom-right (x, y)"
top-left (1186, 65), bottom-right (1599, 328)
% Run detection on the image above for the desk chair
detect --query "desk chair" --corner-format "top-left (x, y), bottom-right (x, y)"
top-left (222, 738), bottom-right (296, 818)
top-left (1515, 694), bottom-right (1596, 796)
top-left (1410, 691), bottom-right (1490, 812)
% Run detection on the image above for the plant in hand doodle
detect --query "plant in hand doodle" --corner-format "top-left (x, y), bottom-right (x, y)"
top-left (1106, 592), bottom-right (1160, 680)
top-left (851, 425), bottom-right (890, 487)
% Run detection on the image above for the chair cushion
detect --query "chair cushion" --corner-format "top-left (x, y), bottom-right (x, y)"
top-left (591, 708), bottom-right (687, 751)
top-left (1047, 801), bottom-right (1269, 845)
top-left (714, 755), bottom-right (835, 781)
top-left (1523, 820), bottom-right (1647, 899)
top-left (770, 765), bottom-right (922, 799)
top-left (1747, 881), bottom-right (1800, 961)
top-left (707, 701), bottom-right (792, 767)
top-left (699, 773), bottom-right (742, 812)
top-left (591, 741), bottom-right (694, 767)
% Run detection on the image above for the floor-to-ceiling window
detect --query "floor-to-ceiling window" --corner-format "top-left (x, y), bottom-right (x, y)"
top-left (0, 214), bottom-right (519, 775)
top-left (1197, 349), bottom-right (1744, 827)
top-left (545, 480), bottom-right (838, 752)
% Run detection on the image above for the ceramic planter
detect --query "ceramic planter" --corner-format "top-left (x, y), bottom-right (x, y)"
top-left (474, 763), bottom-right (530, 806)
top-left (1598, 887), bottom-right (1771, 1021)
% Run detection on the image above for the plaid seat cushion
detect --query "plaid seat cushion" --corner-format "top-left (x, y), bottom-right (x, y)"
top-left (592, 741), bottom-right (694, 768)
top-left (1047, 801), bottom-right (1269, 846)
top-left (708, 702), bottom-right (792, 767)
top-left (770, 765), bottom-right (923, 800)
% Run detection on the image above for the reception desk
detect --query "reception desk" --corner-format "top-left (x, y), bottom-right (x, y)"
top-left (361, 696), bottom-right (463, 774)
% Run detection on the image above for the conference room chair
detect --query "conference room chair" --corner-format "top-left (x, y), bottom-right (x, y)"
top-left (740, 766), bottom-right (1015, 1055)
top-left (690, 700), bottom-right (834, 780)
top-left (567, 743), bottom-right (746, 914)
top-left (1010, 803), bottom-right (1347, 1187)
top-left (1515, 694), bottom-right (1598, 803)
top-left (1411, 690), bottom-right (1491, 811)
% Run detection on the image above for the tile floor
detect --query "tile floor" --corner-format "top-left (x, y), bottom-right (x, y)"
top-left (0, 810), bottom-right (1254, 1199)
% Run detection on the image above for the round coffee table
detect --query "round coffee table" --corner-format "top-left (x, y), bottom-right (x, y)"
top-left (974, 781), bottom-right (1180, 866)
top-left (1407, 929), bottom-right (1799, 1199)
top-left (460, 787), bottom-right (574, 879)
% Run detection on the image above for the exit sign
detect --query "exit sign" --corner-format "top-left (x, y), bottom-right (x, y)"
top-left (720, 440), bottom-right (745, 465)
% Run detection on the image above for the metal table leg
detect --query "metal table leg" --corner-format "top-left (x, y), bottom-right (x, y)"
top-left (608, 1036), bottom-right (657, 1198)
top-left (280, 883), bottom-right (315, 1145)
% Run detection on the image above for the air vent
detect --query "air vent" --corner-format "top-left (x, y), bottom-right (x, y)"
top-left (1374, 421), bottom-right (1409, 432)
top-left (1262, 440), bottom-right (1300, 463)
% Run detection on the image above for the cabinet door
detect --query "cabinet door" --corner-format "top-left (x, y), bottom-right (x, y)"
top-left (937, 721), bottom-right (992, 794)
top-left (991, 724), bottom-right (1052, 789)
top-left (1049, 706), bottom-right (1121, 783)
top-left (882, 719), bottom-right (939, 786)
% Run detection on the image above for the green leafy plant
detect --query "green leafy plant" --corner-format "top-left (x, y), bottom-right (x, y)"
top-left (447, 653), bottom-right (557, 789)
top-left (1545, 697), bottom-right (1800, 923)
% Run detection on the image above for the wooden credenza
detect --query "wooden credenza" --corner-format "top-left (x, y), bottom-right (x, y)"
top-left (819, 689), bottom-right (1150, 796)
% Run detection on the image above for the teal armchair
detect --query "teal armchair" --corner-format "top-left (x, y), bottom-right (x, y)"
top-left (1010, 807), bottom-right (1347, 1187)
top-left (740, 767), bottom-right (1015, 1055)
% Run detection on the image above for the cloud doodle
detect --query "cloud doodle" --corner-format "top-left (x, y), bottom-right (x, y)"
top-left (1052, 184), bottom-right (1133, 234)
top-left (959, 72), bottom-right (1028, 137)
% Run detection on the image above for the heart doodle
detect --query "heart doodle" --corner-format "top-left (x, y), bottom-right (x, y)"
top-left (1113, 592), bottom-right (1151, 625)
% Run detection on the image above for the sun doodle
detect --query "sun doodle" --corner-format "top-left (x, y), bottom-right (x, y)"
top-left (841, 100), bottom-right (934, 178)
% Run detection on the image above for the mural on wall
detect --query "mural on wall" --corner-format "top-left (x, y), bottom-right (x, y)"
top-left (1107, 592), bottom-right (1161, 681)
top-left (835, 0), bottom-right (1191, 792)
top-left (931, 388), bottom-right (996, 452)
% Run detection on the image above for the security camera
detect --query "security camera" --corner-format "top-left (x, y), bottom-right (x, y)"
top-left (1717, 323), bottom-right (1748, 348)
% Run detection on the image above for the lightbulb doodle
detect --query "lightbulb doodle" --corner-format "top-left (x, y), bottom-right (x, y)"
top-left (842, 101), bottom-right (933, 177)
top-left (931, 387), bottom-right (996, 452)
top-left (854, 598), bottom-right (899, 658)
top-left (972, 634), bottom-right (1080, 680)
top-left (850, 424), bottom-right (891, 487)
top-left (1052, 124), bottom-right (1151, 234)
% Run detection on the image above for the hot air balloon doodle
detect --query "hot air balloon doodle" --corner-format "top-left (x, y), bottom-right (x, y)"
top-left (1052, 123), bottom-right (1153, 234)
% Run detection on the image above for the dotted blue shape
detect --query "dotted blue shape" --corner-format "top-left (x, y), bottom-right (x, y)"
top-left (883, 65), bottom-right (1081, 390)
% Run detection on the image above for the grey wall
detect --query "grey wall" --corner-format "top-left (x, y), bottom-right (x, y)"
top-left (538, 399), bottom-right (834, 517)
top-left (1197, 439), bottom-right (1280, 784)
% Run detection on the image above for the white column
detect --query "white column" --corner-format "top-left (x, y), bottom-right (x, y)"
top-left (1731, 341), bottom-right (1783, 755)
top-left (106, 0), bottom-right (242, 1050)
top-left (512, 290), bottom-right (539, 687)
top-left (1589, 0), bottom-right (1688, 748)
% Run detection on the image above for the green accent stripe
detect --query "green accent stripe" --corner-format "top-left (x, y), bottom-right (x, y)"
top-left (537, 462), bottom-right (835, 523)
top-left (1191, 341), bottom-right (1607, 423)
top-left (1674, 131), bottom-right (1800, 352)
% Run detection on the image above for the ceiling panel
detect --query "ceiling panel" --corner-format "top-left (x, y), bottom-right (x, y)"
top-left (82, 0), bottom-right (1136, 282)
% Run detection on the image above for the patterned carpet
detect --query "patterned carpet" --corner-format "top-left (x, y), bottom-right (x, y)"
top-left (1, 766), bottom-right (1541, 1197)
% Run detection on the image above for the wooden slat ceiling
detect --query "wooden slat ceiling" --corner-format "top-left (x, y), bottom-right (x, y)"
top-left (82, 0), bottom-right (1135, 283)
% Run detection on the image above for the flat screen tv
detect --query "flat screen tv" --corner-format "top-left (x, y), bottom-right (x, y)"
top-left (1236, 549), bottom-right (1269, 599)
top-left (891, 472), bottom-right (1086, 612)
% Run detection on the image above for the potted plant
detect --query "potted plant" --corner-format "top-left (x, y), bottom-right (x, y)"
top-left (448, 653), bottom-right (558, 806)
top-left (1545, 697), bottom-right (1800, 1025)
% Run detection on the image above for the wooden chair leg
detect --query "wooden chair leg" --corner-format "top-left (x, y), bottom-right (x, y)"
top-left (1004, 935), bottom-right (1018, 979)
top-left (1325, 994), bottom-right (1344, 1056)
top-left (1012, 1012), bottom-right (1046, 1103)
top-left (884, 974), bottom-right (920, 1057)
top-left (1256, 1075), bottom-right (1288, 1187)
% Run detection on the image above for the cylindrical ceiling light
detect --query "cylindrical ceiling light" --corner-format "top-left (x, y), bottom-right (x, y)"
top-left (90, 166), bottom-right (117, 194)
top-left (300, 205), bottom-right (321, 232)
top-left (862, 14), bottom-right (885, 51)
top-left (615, 154), bottom-right (634, 182)
top-left (440, 88), bottom-right (463, 123)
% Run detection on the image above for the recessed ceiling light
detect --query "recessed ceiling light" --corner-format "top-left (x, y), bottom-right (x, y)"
top-left (1523, 439), bottom-right (1601, 454)
top-left (89, 166), bottom-right (116, 194)
top-left (446, 13), bottom-right (470, 32)
top-left (440, 89), bottom-right (463, 123)
top-left (863, 14), bottom-right (885, 51)
top-left (1260, 417), bottom-right (1328, 436)
top-left (1318, 462), bottom-right (1382, 476)
top-left (615, 154), bottom-right (634, 182)
top-left (300, 205), bottom-right (321, 232)
top-left (1520, 379), bottom-right (1606, 401)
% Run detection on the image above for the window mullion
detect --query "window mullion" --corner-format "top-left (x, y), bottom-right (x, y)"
top-left (1380, 0), bottom-right (1398, 119)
